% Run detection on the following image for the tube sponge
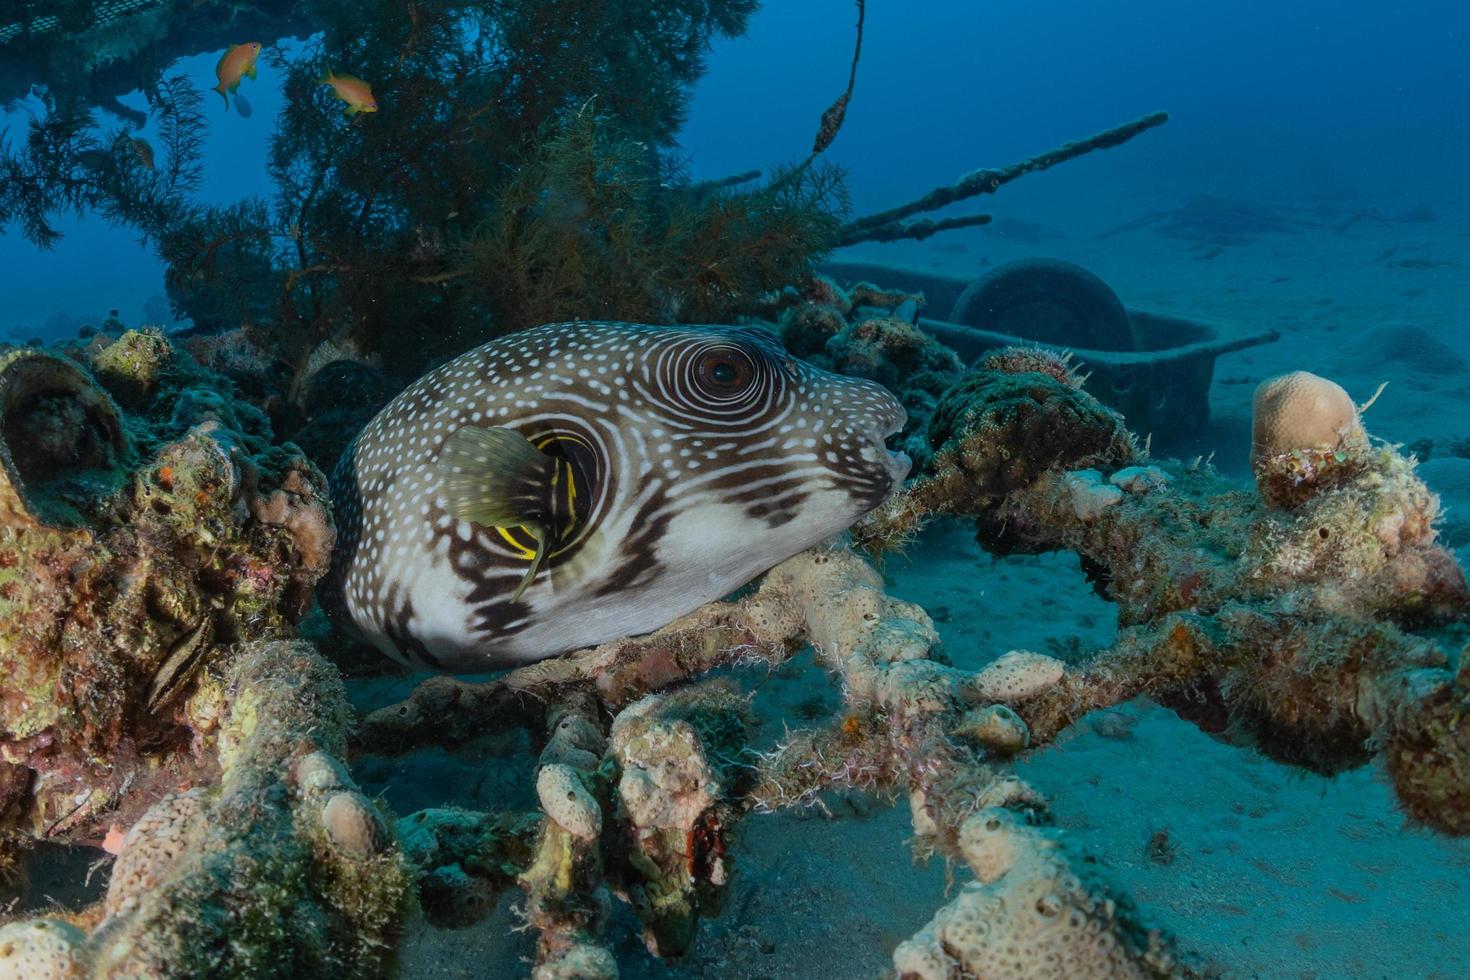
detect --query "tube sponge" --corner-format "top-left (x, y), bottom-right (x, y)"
top-left (536, 764), bottom-right (602, 841)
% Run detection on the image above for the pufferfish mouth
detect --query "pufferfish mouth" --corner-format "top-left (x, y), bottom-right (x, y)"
top-left (874, 411), bottom-right (912, 483)
top-left (883, 446), bottom-right (913, 483)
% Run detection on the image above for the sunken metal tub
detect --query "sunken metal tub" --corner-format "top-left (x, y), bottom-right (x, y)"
top-left (821, 260), bottom-right (1280, 442)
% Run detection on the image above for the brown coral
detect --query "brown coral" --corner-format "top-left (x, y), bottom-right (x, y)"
top-left (980, 344), bottom-right (1086, 388)
top-left (1251, 371), bottom-right (1370, 508)
top-left (1251, 371), bottom-right (1366, 461)
top-left (906, 359), bottom-right (1137, 554)
top-left (0, 336), bottom-right (339, 896)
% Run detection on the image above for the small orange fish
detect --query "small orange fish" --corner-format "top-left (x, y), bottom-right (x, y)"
top-left (130, 136), bottom-right (155, 170)
top-left (213, 42), bottom-right (262, 112)
top-left (320, 68), bottom-right (378, 116)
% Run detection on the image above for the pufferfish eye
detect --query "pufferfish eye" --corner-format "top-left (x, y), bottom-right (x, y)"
top-left (697, 351), bottom-right (754, 391)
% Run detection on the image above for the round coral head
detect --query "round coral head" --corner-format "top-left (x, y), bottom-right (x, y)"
top-left (1251, 370), bottom-right (1367, 465)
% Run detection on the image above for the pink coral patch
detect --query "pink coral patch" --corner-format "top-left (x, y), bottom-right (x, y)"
top-left (102, 822), bottom-right (129, 855)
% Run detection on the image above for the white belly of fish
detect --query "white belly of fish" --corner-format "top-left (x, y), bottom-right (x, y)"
top-left (354, 486), bottom-right (857, 671)
top-left (492, 488), bottom-right (860, 663)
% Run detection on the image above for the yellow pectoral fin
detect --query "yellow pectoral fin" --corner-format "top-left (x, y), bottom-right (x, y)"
top-left (246, 63), bottom-right (258, 80)
top-left (562, 462), bottom-right (578, 538)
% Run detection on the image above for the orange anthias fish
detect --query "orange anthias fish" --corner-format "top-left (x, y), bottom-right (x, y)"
top-left (320, 68), bottom-right (378, 116)
top-left (130, 136), bottom-right (155, 170)
top-left (213, 42), bottom-right (262, 112)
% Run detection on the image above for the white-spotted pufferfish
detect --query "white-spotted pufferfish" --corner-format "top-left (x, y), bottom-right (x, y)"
top-left (323, 321), bottom-right (910, 671)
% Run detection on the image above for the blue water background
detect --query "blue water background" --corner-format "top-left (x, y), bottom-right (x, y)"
top-left (1, 0), bottom-right (1466, 337)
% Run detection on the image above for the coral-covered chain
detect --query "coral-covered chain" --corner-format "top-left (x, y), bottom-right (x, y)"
top-left (10, 322), bottom-right (1455, 975)
top-left (363, 353), bottom-right (1470, 974)
top-left (361, 600), bottom-right (766, 974)
top-left (520, 696), bottom-right (620, 979)
top-left (361, 541), bottom-right (1184, 977)
top-left (741, 550), bottom-right (1182, 977)
top-left (869, 359), bottom-right (1470, 834)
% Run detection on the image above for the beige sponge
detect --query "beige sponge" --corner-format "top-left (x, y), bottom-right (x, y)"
top-left (0, 919), bottom-right (91, 979)
top-left (104, 789), bottom-right (206, 918)
top-left (321, 791), bottom-right (390, 856)
top-left (894, 808), bottom-right (1174, 979)
top-left (536, 763), bottom-right (602, 840)
top-left (970, 651), bottom-right (1065, 703)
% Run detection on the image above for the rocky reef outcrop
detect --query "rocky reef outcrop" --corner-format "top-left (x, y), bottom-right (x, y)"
top-left (0, 331), bottom-right (412, 974)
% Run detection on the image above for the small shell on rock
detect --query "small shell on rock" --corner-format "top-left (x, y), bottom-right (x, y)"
top-left (321, 791), bottom-right (389, 856)
top-left (909, 788), bottom-right (940, 837)
top-left (970, 651), bottom-right (1065, 703)
top-left (294, 750), bottom-right (351, 794)
top-left (101, 823), bottom-right (128, 855)
top-left (1061, 469), bottom-right (1124, 521)
top-left (536, 763), bottom-right (602, 841)
top-left (955, 704), bottom-right (1031, 754)
top-left (1088, 709), bottom-right (1137, 739)
top-left (1109, 465), bottom-right (1168, 494)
